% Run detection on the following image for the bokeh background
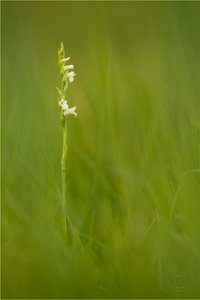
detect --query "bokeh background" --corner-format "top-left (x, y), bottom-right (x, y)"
top-left (2, 1), bottom-right (200, 298)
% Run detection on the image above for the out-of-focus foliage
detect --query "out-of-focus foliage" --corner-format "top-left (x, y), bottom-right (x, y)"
top-left (2, 2), bottom-right (200, 298)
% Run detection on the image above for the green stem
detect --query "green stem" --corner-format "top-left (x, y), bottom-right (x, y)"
top-left (61, 120), bottom-right (67, 206)
top-left (61, 119), bottom-right (71, 242)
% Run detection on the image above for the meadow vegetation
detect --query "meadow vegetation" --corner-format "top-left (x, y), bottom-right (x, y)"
top-left (2, 2), bottom-right (200, 298)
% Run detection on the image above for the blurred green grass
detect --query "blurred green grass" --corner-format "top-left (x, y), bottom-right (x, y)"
top-left (2, 1), bottom-right (200, 298)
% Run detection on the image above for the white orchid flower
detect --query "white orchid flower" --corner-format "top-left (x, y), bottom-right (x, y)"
top-left (67, 71), bottom-right (76, 83)
top-left (59, 99), bottom-right (77, 117)
top-left (63, 106), bottom-right (77, 117)
top-left (64, 64), bottom-right (74, 71)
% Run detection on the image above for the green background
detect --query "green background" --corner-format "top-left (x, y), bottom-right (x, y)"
top-left (2, 1), bottom-right (200, 298)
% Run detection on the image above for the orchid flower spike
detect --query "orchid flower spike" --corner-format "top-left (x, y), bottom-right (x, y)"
top-left (57, 42), bottom-right (77, 122)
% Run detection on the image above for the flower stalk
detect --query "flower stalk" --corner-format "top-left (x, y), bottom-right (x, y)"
top-left (57, 42), bottom-right (77, 241)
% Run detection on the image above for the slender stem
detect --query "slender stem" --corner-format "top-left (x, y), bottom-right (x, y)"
top-left (61, 119), bottom-right (71, 242)
top-left (61, 119), bottom-right (67, 207)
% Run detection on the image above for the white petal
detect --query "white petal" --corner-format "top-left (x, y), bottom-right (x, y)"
top-left (59, 99), bottom-right (69, 110)
top-left (68, 71), bottom-right (76, 77)
top-left (63, 106), bottom-right (77, 117)
top-left (64, 64), bottom-right (74, 71)
top-left (68, 77), bottom-right (74, 83)
top-left (62, 103), bottom-right (69, 110)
